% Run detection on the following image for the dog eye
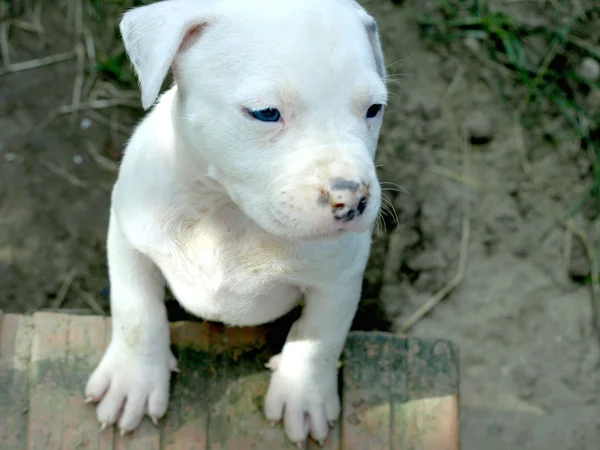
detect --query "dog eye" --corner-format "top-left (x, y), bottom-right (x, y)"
top-left (249, 108), bottom-right (281, 122)
top-left (366, 104), bottom-right (383, 119)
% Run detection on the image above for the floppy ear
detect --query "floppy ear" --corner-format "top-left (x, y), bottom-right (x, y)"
top-left (351, 2), bottom-right (386, 81)
top-left (120, 0), bottom-right (213, 110)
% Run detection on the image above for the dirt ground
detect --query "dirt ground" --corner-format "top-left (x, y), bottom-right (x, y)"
top-left (1, 0), bottom-right (600, 448)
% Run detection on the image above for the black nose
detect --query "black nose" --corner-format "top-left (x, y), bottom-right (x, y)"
top-left (356, 196), bottom-right (368, 215)
top-left (337, 196), bottom-right (368, 222)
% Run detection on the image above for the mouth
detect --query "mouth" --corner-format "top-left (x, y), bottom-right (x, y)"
top-left (316, 228), bottom-right (348, 239)
top-left (265, 209), bottom-right (352, 240)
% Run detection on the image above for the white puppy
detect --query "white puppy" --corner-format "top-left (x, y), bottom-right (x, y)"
top-left (85, 0), bottom-right (387, 445)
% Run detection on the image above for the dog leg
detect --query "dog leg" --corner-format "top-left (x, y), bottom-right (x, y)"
top-left (85, 213), bottom-right (175, 434)
top-left (264, 278), bottom-right (362, 444)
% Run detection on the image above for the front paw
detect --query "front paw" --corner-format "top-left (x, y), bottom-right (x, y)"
top-left (85, 343), bottom-right (178, 434)
top-left (264, 362), bottom-right (340, 445)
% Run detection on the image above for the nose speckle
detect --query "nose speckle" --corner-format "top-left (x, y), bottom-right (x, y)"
top-left (344, 209), bottom-right (357, 222)
top-left (330, 178), bottom-right (360, 193)
top-left (322, 180), bottom-right (369, 223)
top-left (356, 196), bottom-right (367, 215)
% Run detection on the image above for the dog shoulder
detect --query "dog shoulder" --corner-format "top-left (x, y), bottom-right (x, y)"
top-left (111, 88), bottom-right (183, 253)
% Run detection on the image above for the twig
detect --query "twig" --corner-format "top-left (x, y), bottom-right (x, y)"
top-left (430, 164), bottom-right (480, 187)
top-left (73, 0), bottom-right (83, 45)
top-left (83, 20), bottom-right (97, 67)
top-left (0, 20), bottom-right (11, 68)
top-left (72, 283), bottom-right (107, 316)
top-left (399, 136), bottom-right (471, 333)
top-left (563, 228), bottom-right (573, 282)
top-left (11, 19), bottom-right (44, 34)
top-left (398, 67), bottom-right (472, 333)
top-left (514, 121), bottom-right (533, 175)
top-left (39, 156), bottom-right (89, 188)
top-left (99, 82), bottom-right (140, 100)
top-left (567, 35), bottom-right (600, 62)
top-left (34, 98), bottom-right (140, 135)
top-left (518, 38), bottom-right (564, 116)
top-left (85, 141), bottom-right (120, 172)
top-left (40, 308), bottom-right (95, 315)
top-left (57, 98), bottom-right (140, 113)
top-left (445, 65), bottom-right (465, 99)
top-left (557, 219), bottom-right (600, 331)
top-left (32, 0), bottom-right (42, 28)
top-left (51, 267), bottom-right (78, 308)
top-left (85, 109), bottom-right (132, 135)
top-left (0, 50), bottom-right (77, 76)
top-left (69, 44), bottom-right (86, 128)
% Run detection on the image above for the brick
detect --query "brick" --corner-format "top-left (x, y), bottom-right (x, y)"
top-left (114, 419), bottom-right (160, 450)
top-left (163, 321), bottom-right (210, 450)
top-left (0, 312), bottom-right (460, 450)
top-left (305, 421), bottom-right (340, 450)
top-left (28, 312), bottom-right (70, 450)
top-left (208, 326), bottom-right (291, 450)
top-left (397, 338), bottom-right (460, 450)
top-left (394, 395), bottom-right (459, 450)
top-left (62, 315), bottom-right (110, 450)
top-left (0, 313), bottom-right (34, 449)
top-left (342, 332), bottom-right (392, 450)
top-left (389, 335), bottom-right (410, 449)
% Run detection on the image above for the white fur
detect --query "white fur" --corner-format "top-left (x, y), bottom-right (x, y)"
top-left (85, 0), bottom-right (387, 444)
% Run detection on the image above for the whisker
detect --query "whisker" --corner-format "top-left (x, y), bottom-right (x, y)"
top-left (381, 188), bottom-right (408, 194)
top-left (375, 212), bottom-right (385, 234)
top-left (385, 54), bottom-right (414, 68)
top-left (379, 202), bottom-right (395, 221)
top-left (380, 182), bottom-right (409, 194)
top-left (381, 193), bottom-right (400, 227)
top-left (386, 73), bottom-right (410, 80)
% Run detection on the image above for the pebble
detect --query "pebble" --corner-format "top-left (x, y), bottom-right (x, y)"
top-left (577, 57), bottom-right (600, 83)
top-left (4, 152), bottom-right (16, 162)
top-left (73, 154), bottom-right (84, 164)
top-left (80, 117), bottom-right (92, 131)
top-left (462, 110), bottom-right (493, 144)
top-left (464, 37), bottom-right (481, 54)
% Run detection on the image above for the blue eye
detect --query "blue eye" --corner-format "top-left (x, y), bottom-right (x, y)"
top-left (366, 104), bottom-right (383, 118)
top-left (249, 108), bottom-right (281, 122)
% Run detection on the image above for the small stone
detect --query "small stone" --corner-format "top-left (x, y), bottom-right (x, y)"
top-left (568, 251), bottom-right (589, 280)
top-left (4, 152), bottom-right (16, 162)
top-left (80, 117), bottom-right (92, 130)
top-left (462, 110), bottom-right (493, 144)
top-left (576, 57), bottom-right (600, 83)
top-left (73, 154), bottom-right (83, 164)
top-left (464, 37), bottom-right (480, 54)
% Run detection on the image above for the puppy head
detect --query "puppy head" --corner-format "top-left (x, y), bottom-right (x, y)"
top-left (121, 0), bottom-right (387, 240)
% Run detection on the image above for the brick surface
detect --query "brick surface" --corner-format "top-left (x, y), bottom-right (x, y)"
top-left (208, 325), bottom-right (291, 450)
top-left (401, 338), bottom-right (460, 450)
top-left (28, 312), bottom-right (70, 450)
top-left (0, 313), bottom-right (34, 450)
top-left (342, 332), bottom-right (392, 450)
top-left (163, 321), bottom-right (210, 450)
top-left (62, 316), bottom-right (109, 450)
top-left (0, 312), bottom-right (460, 450)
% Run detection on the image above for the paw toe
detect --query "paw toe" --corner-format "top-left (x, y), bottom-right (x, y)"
top-left (96, 389), bottom-right (126, 426)
top-left (283, 403), bottom-right (309, 443)
top-left (307, 406), bottom-right (328, 442)
top-left (118, 392), bottom-right (147, 432)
